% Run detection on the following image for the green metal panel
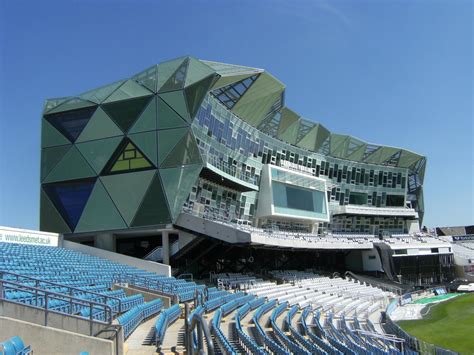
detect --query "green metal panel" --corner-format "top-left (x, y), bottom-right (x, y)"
top-left (159, 90), bottom-right (190, 122)
top-left (75, 180), bottom-right (127, 232)
top-left (398, 151), bottom-right (423, 168)
top-left (377, 147), bottom-right (402, 164)
top-left (158, 58), bottom-right (189, 93)
top-left (156, 57), bottom-right (188, 92)
top-left (103, 80), bottom-right (154, 103)
top-left (43, 97), bottom-right (69, 114)
top-left (296, 125), bottom-right (318, 151)
top-left (39, 188), bottom-right (71, 233)
top-left (129, 131), bottom-right (158, 166)
top-left (277, 108), bottom-right (300, 136)
top-left (102, 95), bottom-right (153, 133)
top-left (76, 107), bottom-right (123, 143)
top-left (79, 80), bottom-right (126, 104)
top-left (232, 72), bottom-right (285, 127)
top-left (314, 124), bottom-right (331, 151)
top-left (42, 119), bottom-right (70, 148)
top-left (185, 57), bottom-right (216, 87)
top-left (346, 143), bottom-right (367, 161)
top-left (201, 60), bottom-right (262, 78)
top-left (41, 145), bottom-right (71, 182)
top-left (160, 164), bottom-right (202, 221)
top-left (101, 170), bottom-right (155, 226)
top-left (44, 146), bottom-right (96, 183)
top-left (131, 65), bottom-right (158, 93)
top-left (211, 74), bottom-right (257, 90)
top-left (157, 97), bottom-right (188, 129)
top-left (330, 134), bottom-right (349, 157)
top-left (278, 119), bottom-right (299, 145)
top-left (131, 172), bottom-right (171, 227)
top-left (129, 96), bottom-right (157, 134)
top-left (76, 136), bottom-right (122, 174)
top-left (161, 132), bottom-right (202, 168)
top-left (47, 98), bottom-right (97, 114)
top-left (157, 127), bottom-right (188, 165)
top-left (184, 74), bottom-right (217, 119)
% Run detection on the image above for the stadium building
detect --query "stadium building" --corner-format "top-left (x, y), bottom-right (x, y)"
top-left (39, 56), bottom-right (454, 284)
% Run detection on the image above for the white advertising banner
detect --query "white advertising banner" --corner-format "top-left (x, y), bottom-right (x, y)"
top-left (0, 226), bottom-right (60, 247)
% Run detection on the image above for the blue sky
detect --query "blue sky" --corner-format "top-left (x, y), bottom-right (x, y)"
top-left (0, 0), bottom-right (472, 229)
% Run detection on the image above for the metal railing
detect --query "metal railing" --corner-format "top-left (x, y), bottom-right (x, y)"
top-left (0, 279), bottom-right (114, 336)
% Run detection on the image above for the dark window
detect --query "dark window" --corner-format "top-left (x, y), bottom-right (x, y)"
top-left (45, 106), bottom-right (97, 142)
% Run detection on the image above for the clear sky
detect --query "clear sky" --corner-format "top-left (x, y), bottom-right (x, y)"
top-left (0, 0), bottom-right (472, 230)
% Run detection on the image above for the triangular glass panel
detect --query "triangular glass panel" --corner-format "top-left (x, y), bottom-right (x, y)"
top-left (41, 144), bottom-right (71, 182)
top-left (43, 97), bottom-right (69, 114)
top-left (129, 131), bottom-right (158, 166)
top-left (129, 96), bottom-right (157, 134)
top-left (185, 58), bottom-right (216, 87)
top-left (157, 97), bottom-right (188, 129)
top-left (101, 170), bottom-right (155, 226)
top-left (210, 74), bottom-right (259, 109)
top-left (44, 105), bottom-right (98, 142)
top-left (184, 74), bottom-right (217, 119)
top-left (159, 90), bottom-right (190, 122)
top-left (156, 57), bottom-right (187, 92)
top-left (102, 95), bottom-right (153, 133)
top-left (103, 80), bottom-right (154, 103)
top-left (47, 98), bottom-right (97, 114)
top-left (159, 164), bottom-right (202, 221)
top-left (44, 146), bottom-right (96, 183)
top-left (76, 107), bottom-right (123, 143)
top-left (296, 119), bottom-right (315, 143)
top-left (102, 139), bottom-right (155, 175)
top-left (43, 178), bottom-right (96, 231)
top-left (75, 180), bottom-right (127, 232)
top-left (132, 65), bottom-right (158, 93)
top-left (157, 128), bottom-right (189, 166)
top-left (76, 136), bottom-right (122, 174)
top-left (161, 132), bottom-right (202, 168)
top-left (131, 172), bottom-right (171, 227)
top-left (42, 119), bottom-right (70, 148)
top-left (80, 80), bottom-right (125, 104)
top-left (40, 188), bottom-right (72, 233)
top-left (362, 144), bottom-right (381, 161)
top-left (158, 58), bottom-right (189, 93)
top-left (383, 150), bottom-right (402, 167)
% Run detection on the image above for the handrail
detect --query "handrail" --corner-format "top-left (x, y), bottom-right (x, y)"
top-left (0, 279), bottom-right (113, 335)
top-left (186, 305), bottom-right (215, 355)
top-left (0, 270), bottom-right (122, 313)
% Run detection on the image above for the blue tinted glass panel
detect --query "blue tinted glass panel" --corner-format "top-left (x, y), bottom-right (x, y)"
top-left (45, 106), bottom-right (97, 142)
top-left (44, 179), bottom-right (96, 230)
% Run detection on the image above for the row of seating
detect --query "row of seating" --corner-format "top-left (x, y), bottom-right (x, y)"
top-left (116, 298), bottom-right (163, 339)
top-left (0, 336), bottom-right (31, 355)
top-left (155, 304), bottom-right (181, 346)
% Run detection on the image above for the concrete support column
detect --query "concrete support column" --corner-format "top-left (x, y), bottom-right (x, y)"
top-left (162, 231), bottom-right (170, 265)
top-left (94, 233), bottom-right (115, 252)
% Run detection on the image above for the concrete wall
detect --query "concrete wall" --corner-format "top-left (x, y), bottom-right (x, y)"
top-left (113, 284), bottom-right (172, 307)
top-left (0, 316), bottom-right (115, 355)
top-left (63, 240), bottom-right (171, 276)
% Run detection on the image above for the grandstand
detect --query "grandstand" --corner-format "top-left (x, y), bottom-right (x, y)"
top-left (0, 56), bottom-right (463, 353)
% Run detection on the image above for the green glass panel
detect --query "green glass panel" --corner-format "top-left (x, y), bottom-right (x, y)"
top-left (131, 172), bottom-right (171, 227)
top-left (39, 189), bottom-right (71, 233)
top-left (157, 127), bottom-right (188, 165)
top-left (278, 120), bottom-right (299, 145)
top-left (277, 108), bottom-right (300, 137)
top-left (43, 97), bottom-right (69, 114)
top-left (185, 57), bottom-right (215, 87)
top-left (44, 146), bottom-right (96, 183)
top-left (47, 98), bottom-right (97, 114)
top-left (41, 145), bottom-right (71, 182)
top-left (158, 57), bottom-right (189, 93)
top-left (159, 90), bottom-right (190, 121)
top-left (105, 140), bottom-right (154, 174)
top-left (161, 132), bottom-right (202, 168)
top-left (75, 180), bottom-right (127, 232)
top-left (156, 57), bottom-right (187, 92)
top-left (296, 125), bottom-right (318, 151)
top-left (80, 80), bottom-right (125, 104)
top-left (129, 96), bottom-right (157, 134)
top-left (42, 119), bottom-right (70, 148)
top-left (157, 97), bottom-right (188, 129)
top-left (101, 170), bottom-right (155, 226)
top-left (132, 65), bottom-right (158, 93)
top-left (76, 136), bottom-right (122, 174)
top-left (103, 80), bottom-right (154, 103)
top-left (184, 74), bottom-right (216, 119)
top-left (314, 124), bottom-right (331, 150)
top-left (330, 134), bottom-right (349, 157)
top-left (129, 131), bottom-right (157, 166)
top-left (76, 107), bottom-right (123, 143)
top-left (159, 164), bottom-right (202, 221)
top-left (102, 95), bottom-right (153, 133)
